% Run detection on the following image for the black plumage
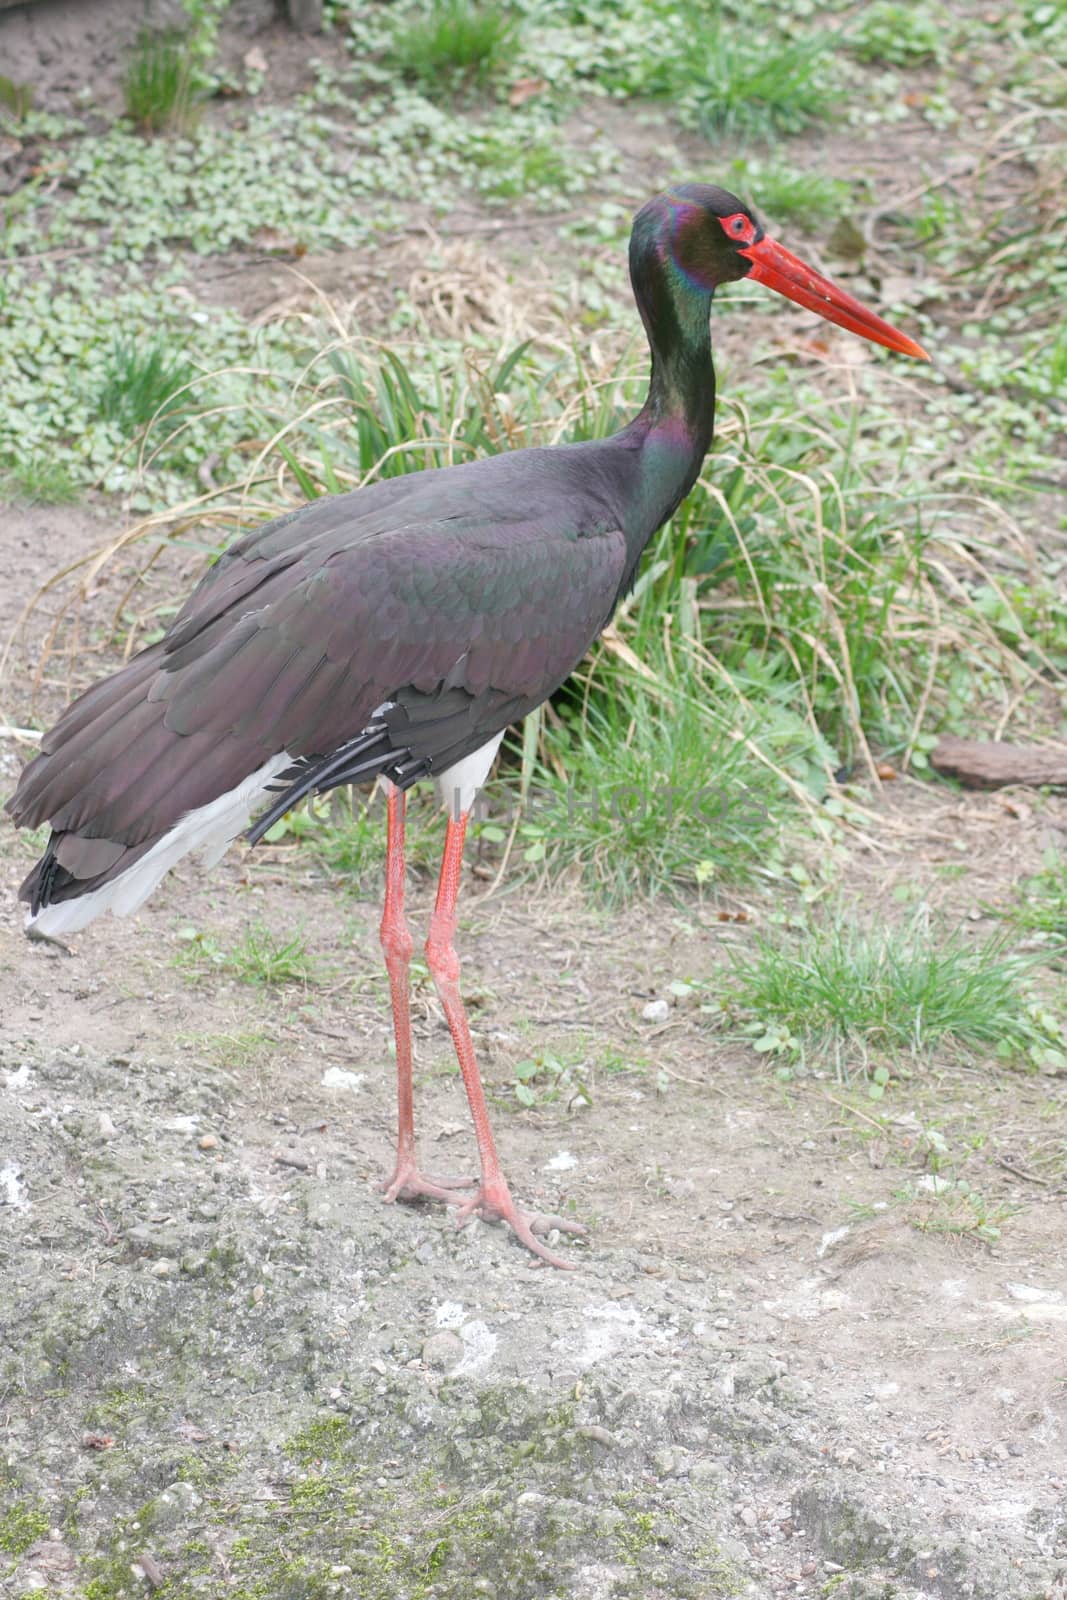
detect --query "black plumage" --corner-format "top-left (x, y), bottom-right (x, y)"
top-left (5, 183), bottom-right (927, 1266)
top-left (10, 450), bottom-right (637, 912)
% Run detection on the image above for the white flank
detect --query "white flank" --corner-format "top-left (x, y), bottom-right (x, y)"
top-left (434, 732), bottom-right (504, 820)
top-left (28, 752), bottom-right (293, 938)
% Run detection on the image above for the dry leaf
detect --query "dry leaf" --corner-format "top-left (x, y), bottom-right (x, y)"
top-left (509, 77), bottom-right (547, 107)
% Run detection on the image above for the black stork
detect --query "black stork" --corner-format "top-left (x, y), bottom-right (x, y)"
top-left (6, 184), bottom-right (928, 1267)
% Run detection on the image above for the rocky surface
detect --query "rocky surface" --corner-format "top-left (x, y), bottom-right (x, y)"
top-left (2, 1036), bottom-right (1064, 1599)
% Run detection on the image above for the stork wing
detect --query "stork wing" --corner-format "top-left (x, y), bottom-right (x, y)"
top-left (8, 465), bottom-right (629, 916)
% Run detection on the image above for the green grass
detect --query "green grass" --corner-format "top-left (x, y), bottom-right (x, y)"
top-left (685, 26), bottom-right (839, 139)
top-left (0, 74), bottom-right (34, 119)
top-left (848, 2), bottom-right (948, 66)
top-left (122, 29), bottom-right (199, 134)
top-left (97, 337), bottom-right (197, 439)
top-left (175, 922), bottom-right (319, 986)
top-left (726, 158), bottom-right (854, 226)
top-left (387, 0), bottom-right (519, 93)
top-left (525, 667), bottom-right (791, 900)
top-left (723, 913), bottom-right (1054, 1075)
top-left (600, 14), bottom-right (840, 140)
top-left (1008, 851), bottom-right (1067, 939)
top-left (0, 455), bottom-right (79, 505)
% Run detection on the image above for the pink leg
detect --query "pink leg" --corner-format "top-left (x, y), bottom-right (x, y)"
top-left (379, 782), bottom-right (472, 1206)
top-left (425, 811), bottom-right (587, 1269)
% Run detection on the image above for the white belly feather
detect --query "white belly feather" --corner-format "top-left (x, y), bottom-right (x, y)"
top-left (28, 732), bottom-right (505, 937)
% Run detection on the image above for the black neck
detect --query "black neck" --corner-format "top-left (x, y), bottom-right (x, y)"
top-left (618, 232), bottom-right (717, 543)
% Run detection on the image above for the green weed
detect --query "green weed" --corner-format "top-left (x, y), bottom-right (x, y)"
top-left (387, 0), bottom-right (518, 94)
top-left (1009, 851), bottom-right (1067, 940)
top-left (175, 922), bottom-right (319, 986)
top-left (97, 337), bottom-right (197, 438)
top-left (510, 1048), bottom-right (592, 1109)
top-left (687, 26), bottom-right (839, 139)
top-left (727, 158), bottom-right (853, 225)
top-left (608, 16), bottom-right (839, 140)
top-left (123, 29), bottom-right (199, 134)
top-left (849, 2), bottom-right (948, 66)
top-left (177, 1028), bottom-right (278, 1067)
top-left (0, 74), bottom-right (34, 119)
top-left (0, 455), bottom-right (79, 505)
top-left (906, 1181), bottom-right (1018, 1246)
top-left (725, 913), bottom-right (1051, 1076)
top-left (525, 670), bottom-right (789, 900)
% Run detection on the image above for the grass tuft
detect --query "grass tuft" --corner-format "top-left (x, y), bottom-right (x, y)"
top-left (1, 456), bottom-right (79, 506)
top-left (724, 913), bottom-right (1047, 1073)
top-left (97, 337), bottom-right (197, 438)
top-left (175, 922), bottom-right (319, 986)
top-left (727, 158), bottom-right (854, 225)
top-left (609, 17), bottom-right (839, 140)
top-left (849, 1), bottom-right (948, 66)
top-left (686, 27), bottom-right (838, 139)
top-left (123, 29), bottom-right (199, 134)
top-left (523, 669), bottom-right (790, 901)
top-left (387, 1), bottom-right (518, 94)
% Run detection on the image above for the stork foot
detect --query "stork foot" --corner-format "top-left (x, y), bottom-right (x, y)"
top-left (453, 1179), bottom-right (587, 1269)
top-left (382, 1159), bottom-right (475, 1207)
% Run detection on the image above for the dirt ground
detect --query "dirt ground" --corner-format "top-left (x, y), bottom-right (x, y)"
top-left (2, 1), bottom-right (1067, 1597)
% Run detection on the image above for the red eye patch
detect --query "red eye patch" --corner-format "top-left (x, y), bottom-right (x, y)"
top-left (719, 212), bottom-right (757, 245)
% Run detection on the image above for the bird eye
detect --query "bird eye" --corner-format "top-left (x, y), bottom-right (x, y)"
top-left (719, 212), bottom-right (755, 245)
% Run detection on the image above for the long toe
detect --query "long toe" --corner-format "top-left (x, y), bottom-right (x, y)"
top-left (453, 1184), bottom-right (587, 1269)
top-left (382, 1163), bottom-right (476, 1207)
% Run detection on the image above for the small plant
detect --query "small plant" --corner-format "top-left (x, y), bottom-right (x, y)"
top-left (1009, 851), bottom-right (1067, 939)
top-left (690, 28), bottom-right (838, 138)
top-left (1, 456), bottom-right (79, 505)
top-left (529, 680), bottom-right (788, 901)
top-left (727, 159), bottom-right (853, 225)
top-left (906, 1179), bottom-right (1017, 1246)
top-left (0, 74), bottom-right (34, 119)
top-left (617, 20), bottom-right (839, 140)
top-left (123, 29), bottom-right (199, 133)
top-left (849, 2), bottom-right (947, 67)
top-left (97, 337), bottom-right (197, 439)
top-left (510, 1050), bottom-right (592, 1110)
top-left (261, 788), bottom-right (441, 885)
top-left (176, 923), bottom-right (318, 986)
top-left (388, 1), bottom-right (518, 95)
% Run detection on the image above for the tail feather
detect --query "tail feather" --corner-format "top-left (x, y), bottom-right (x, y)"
top-left (245, 724), bottom-right (409, 845)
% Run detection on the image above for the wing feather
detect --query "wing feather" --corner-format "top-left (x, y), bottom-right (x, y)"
top-left (7, 445), bottom-right (633, 918)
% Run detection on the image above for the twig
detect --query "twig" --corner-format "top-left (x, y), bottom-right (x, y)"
top-left (823, 1092), bottom-right (886, 1133)
top-left (995, 1155), bottom-right (1050, 1187)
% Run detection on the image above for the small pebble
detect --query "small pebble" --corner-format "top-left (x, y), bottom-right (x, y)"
top-left (642, 999), bottom-right (670, 1023)
top-left (421, 1331), bottom-right (464, 1371)
top-left (198, 1134), bottom-right (218, 1151)
top-left (150, 1258), bottom-right (177, 1278)
top-left (97, 1112), bottom-right (118, 1141)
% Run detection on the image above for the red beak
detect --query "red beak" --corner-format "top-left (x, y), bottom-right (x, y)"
top-left (740, 236), bottom-right (930, 361)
